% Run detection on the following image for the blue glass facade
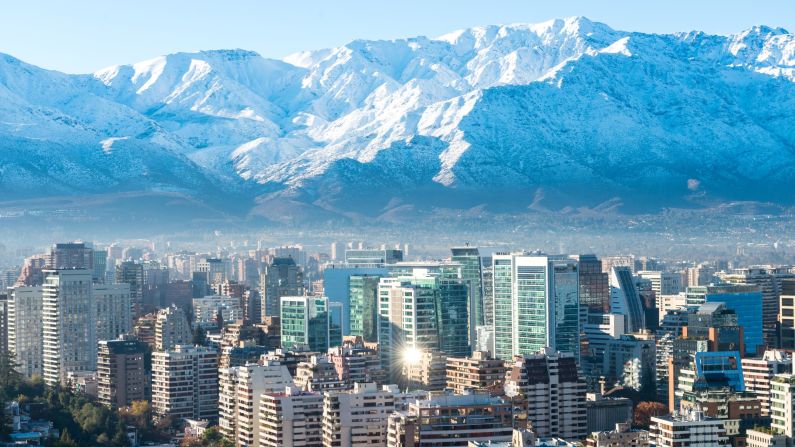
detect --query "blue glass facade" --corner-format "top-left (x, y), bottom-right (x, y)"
top-left (705, 291), bottom-right (763, 355)
top-left (694, 351), bottom-right (745, 391)
top-left (323, 266), bottom-right (388, 334)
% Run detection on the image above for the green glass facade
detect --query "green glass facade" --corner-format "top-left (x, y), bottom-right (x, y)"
top-left (280, 296), bottom-right (329, 352)
top-left (451, 247), bottom-right (484, 345)
top-left (492, 254), bottom-right (580, 361)
top-left (349, 274), bottom-right (381, 343)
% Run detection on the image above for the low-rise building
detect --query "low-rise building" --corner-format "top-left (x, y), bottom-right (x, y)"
top-left (649, 409), bottom-right (728, 446)
top-left (446, 351), bottom-right (506, 395)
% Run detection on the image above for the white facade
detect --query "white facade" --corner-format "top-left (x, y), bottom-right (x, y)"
top-left (649, 410), bottom-right (728, 446)
top-left (155, 305), bottom-right (192, 351)
top-left (193, 295), bottom-right (244, 328)
top-left (8, 286), bottom-right (44, 377)
top-left (42, 269), bottom-right (95, 386)
top-left (743, 351), bottom-right (792, 417)
top-left (637, 271), bottom-right (682, 296)
top-left (151, 345), bottom-right (218, 421)
top-left (771, 373), bottom-right (795, 437)
top-left (259, 387), bottom-right (324, 447)
top-left (656, 293), bottom-right (687, 323)
top-left (219, 361), bottom-right (295, 447)
top-left (94, 283), bottom-right (132, 343)
top-left (745, 428), bottom-right (793, 447)
top-left (322, 382), bottom-right (397, 447)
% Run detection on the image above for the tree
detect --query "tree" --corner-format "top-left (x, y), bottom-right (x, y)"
top-left (634, 401), bottom-right (668, 428)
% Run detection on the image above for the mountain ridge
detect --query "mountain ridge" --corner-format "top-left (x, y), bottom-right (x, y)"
top-left (2, 17), bottom-right (795, 223)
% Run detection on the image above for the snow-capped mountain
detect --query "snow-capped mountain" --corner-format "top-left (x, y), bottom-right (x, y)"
top-left (3, 17), bottom-right (795, 222)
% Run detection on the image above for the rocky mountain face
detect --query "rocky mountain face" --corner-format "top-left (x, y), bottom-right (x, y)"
top-left (2, 17), bottom-right (795, 222)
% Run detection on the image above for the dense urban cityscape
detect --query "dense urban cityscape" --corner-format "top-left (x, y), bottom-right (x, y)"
top-left (4, 0), bottom-right (795, 446)
top-left (0, 239), bottom-right (793, 446)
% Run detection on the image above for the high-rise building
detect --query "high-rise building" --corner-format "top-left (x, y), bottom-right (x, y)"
top-left (42, 269), bottom-right (95, 386)
top-left (348, 274), bottom-right (381, 343)
top-left (609, 266), bottom-right (645, 333)
top-left (780, 279), bottom-right (795, 349)
top-left (322, 382), bottom-right (397, 447)
top-left (218, 360), bottom-right (295, 446)
top-left (344, 249), bottom-right (403, 266)
top-left (116, 261), bottom-right (144, 318)
top-left (324, 265), bottom-right (388, 335)
top-left (601, 256), bottom-right (635, 274)
top-left (261, 257), bottom-right (303, 318)
top-left (649, 410), bottom-right (728, 446)
top-left (386, 391), bottom-right (513, 447)
top-left (571, 254), bottom-right (610, 315)
top-left (404, 350), bottom-right (447, 391)
top-left (328, 301), bottom-right (343, 349)
top-left (92, 249), bottom-right (107, 284)
top-left (656, 293), bottom-right (687, 323)
top-left (601, 332), bottom-right (656, 391)
top-left (8, 286), bottom-right (43, 377)
top-left (504, 348), bottom-right (588, 440)
top-left (383, 262), bottom-right (471, 358)
top-left (281, 296), bottom-right (330, 352)
top-left (686, 284), bottom-right (763, 355)
top-left (492, 253), bottom-right (580, 361)
top-left (198, 258), bottom-right (227, 285)
top-left (48, 242), bottom-right (94, 270)
top-left (93, 283), bottom-right (132, 343)
top-left (192, 295), bottom-right (244, 328)
top-left (294, 356), bottom-right (346, 392)
top-left (451, 246), bottom-right (484, 348)
top-left (674, 351), bottom-right (746, 412)
top-left (259, 387), bottom-right (324, 447)
top-left (636, 270), bottom-right (682, 296)
top-left (742, 350), bottom-right (792, 417)
top-left (377, 270), bottom-right (448, 377)
top-left (155, 305), bottom-right (192, 351)
top-left (446, 351), bottom-right (506, 395)
top-left (687, 264), bottom-right (717, 287)
top-left (97, 335), bottom-right (147, 409)
top-left (719, 266), bottom-right (794, 348)
top-left (151, 345), bottom-right (218, 422)
top-left (481, 257), bottom-right (494, 326)
top-left (771, 372), bottom-right (795, 437)
top-left (327, 341), bottom-right (385, 386)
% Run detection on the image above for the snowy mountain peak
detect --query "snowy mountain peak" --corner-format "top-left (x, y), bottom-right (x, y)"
top-left (3, 18), bottom-right (795, 222)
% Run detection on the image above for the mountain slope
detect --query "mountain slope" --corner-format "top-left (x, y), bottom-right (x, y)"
top-left (2, 17), bottom-right (795, 222)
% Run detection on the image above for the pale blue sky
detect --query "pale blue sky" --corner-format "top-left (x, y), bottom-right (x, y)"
top-left (2, 0), bottom-right (794, 73)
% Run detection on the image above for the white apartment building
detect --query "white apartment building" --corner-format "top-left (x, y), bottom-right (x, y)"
top-left (743, 351), bottom-right (792, 417)
top-left (219, 360), bottom-right (295, 446)
top-left (8, 286), bottom-right (43, 378)
top-left (259, 387), bottom-right (323, 447)
top-left (771, 373), bottom-right (795, 437)
top-left (151, 345), bottom-right (218, 422)
top-left (192, 295), bottom-right (244, 328)
top-left (322, 382), bottom-right (397, 447)
top-left (155, 305), bottom-right (192, 351)
top-left (42, 269), bottom-right (95, 386)
top-left (94, 283), bottom-right (132, 343)
top-left (649, 410), bottom-right (728, 446)
top-left (637, 271), bottom-right (682, 296)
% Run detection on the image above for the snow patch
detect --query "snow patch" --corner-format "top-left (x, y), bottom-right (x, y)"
top-left (100, 137), bottom-right (129, 154)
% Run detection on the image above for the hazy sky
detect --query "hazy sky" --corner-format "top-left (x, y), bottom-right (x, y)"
top-left (2, 0), bottom-right (794, 73)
